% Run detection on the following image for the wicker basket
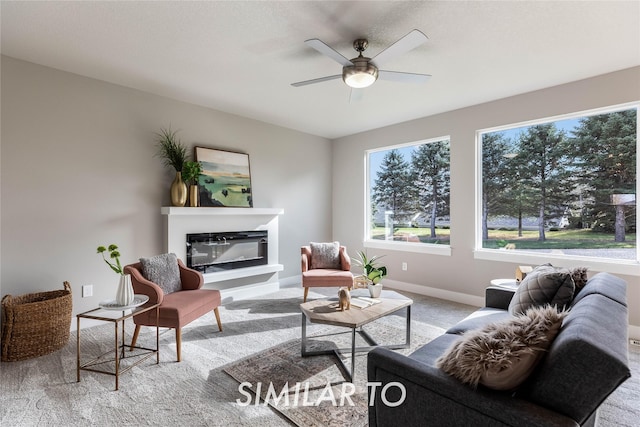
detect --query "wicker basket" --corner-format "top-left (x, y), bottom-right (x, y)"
top-left (1, 282), bottom-right (72, 362)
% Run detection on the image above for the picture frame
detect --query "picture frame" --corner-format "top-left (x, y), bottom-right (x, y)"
top-left (194, 147), bottom-right (253, 207)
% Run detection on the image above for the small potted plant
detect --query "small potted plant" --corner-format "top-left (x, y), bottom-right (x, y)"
top-left (182, 160), bottom-right (203, 207)
top-left (155, 127), bottom-right (188, 206)
top-left (355, 250), bottom-right (387, 298)
top-left (97, 244), bottom-right (134, 306)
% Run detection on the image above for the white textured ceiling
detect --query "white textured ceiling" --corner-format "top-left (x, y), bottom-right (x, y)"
top-left (2, 1), bottom-right (639, 139)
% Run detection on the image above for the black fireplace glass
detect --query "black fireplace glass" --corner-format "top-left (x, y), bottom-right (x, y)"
top-left (186, 230), bottom-right (268, 273)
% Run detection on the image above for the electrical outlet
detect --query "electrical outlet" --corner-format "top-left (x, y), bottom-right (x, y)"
top-left (82, 284), bottom-right (93, 298)
top-left (402, 262), bottom-right (408, 271)
top-left (630, 338), bottom-right (640, 347)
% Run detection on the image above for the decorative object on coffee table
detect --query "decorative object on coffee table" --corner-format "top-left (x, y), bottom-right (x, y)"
top-left (354, 250), bottom-right (387, 298)
top-left (155, 126), bottom-right (188, 207)
top-left (338, 287), bottom-right (351, 311)
top-left (195, 146), bottom-right (253, 207)
top-left (97, 243), bottom-right (135, 306)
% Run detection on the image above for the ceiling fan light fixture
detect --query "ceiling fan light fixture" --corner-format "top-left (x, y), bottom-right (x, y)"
top-left (343, 63), bottom-right (378, 88)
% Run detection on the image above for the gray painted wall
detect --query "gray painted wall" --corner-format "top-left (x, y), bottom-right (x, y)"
top-left (333, 67), bottom-right (640, 330)
top-left (2, 56), bottom-right (639, 333)
top-left (1, 56), bottom-right (332, 316)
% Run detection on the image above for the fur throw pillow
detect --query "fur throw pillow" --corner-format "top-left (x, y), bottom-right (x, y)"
top-left (436, 305), bottom-right (568, 391)
top-left (569, 267), bottom-right (589, 293)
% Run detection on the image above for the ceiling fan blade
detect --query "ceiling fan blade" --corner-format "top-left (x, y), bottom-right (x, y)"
top-left (378, 70), bottom-right (432, 84)
top-left (305, 39), bottom-right (354, 67)
top-left (371, 29), bottom-right (428, 66)
top-left (291, 74), bottom-right (342, 87)
top-left (349, 88), bottom-right (365, 103)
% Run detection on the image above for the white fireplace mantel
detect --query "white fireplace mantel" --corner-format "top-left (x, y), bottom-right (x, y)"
top-left (160, 207), bottom-right (284, 217)
top-left (161, 207), bottom-right (284, 283)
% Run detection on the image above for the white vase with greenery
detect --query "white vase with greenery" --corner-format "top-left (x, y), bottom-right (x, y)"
top-left (97, 244), bottom-right (134, 306)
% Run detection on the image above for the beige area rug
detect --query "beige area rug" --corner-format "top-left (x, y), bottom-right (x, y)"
top-left (224, 323), bottom-right (444, 427)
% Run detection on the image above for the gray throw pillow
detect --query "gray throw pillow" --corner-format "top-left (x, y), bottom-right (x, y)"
top-left (508, 264), bottom-right (574, 315)
top-left (140, 253), bottom-right (182, 295)
top-left (310, 242), bottom-right (341, 269)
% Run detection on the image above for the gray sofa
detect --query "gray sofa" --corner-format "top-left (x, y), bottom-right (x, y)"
top-left (368, 272), bottom-right (631, 427)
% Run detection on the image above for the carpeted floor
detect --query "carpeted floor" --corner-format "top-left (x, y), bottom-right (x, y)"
top-left (1, 285), bottom-right (638, 426)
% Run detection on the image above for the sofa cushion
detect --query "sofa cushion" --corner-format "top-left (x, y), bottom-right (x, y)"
top-left (310, 241), bottom-right (341, 269)
top-left (508, 265), bottom-right (574, 315)
top-left (570, 272), bottom-right (627, 307)
top-left (436, 305), bottom-right (567, 390)
top-left (139, 253), bottom-right (182, 295)
top-left (446, 307), bottom-right (512, 335)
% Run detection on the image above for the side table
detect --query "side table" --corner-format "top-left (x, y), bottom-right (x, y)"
top-left (77, 299), bottom-right (159, 390)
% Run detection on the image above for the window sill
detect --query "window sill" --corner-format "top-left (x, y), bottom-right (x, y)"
top-left (474, 249), bottom-right (640, 277)
top-left (364, 240), bottom-right (451, 256)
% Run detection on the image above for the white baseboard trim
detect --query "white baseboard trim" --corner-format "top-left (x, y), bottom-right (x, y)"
top-left (382, 279), bottom-right (484, 308)
top-left (217, 281), bottom-right (280, 302)
top-left (628, 324), bottom-right (640, 341)
top-left (278, 275), bottom-right (301, 288)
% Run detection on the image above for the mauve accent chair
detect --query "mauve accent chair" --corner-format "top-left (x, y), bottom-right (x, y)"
top-left (124, 259), bottom-right (222, 362)
top-left (301, 245), bottom-right (353, 302)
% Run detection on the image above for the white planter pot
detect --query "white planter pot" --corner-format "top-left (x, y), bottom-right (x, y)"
top-left (367, 283), bottom-right (383, 298)
top-left (116, 274), bottom-right (135, 306)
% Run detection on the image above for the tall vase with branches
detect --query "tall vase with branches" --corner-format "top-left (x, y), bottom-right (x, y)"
top-left (155, 127), bottom-right (188, 206)
top-left (97, 244), bottom-right (134, 306)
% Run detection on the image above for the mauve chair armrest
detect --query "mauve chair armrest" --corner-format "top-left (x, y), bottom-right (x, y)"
top-left (124, 263), bottom-right (164, 305)
top-left (339, 246), bottom-right (351, 271)
top-left (178, 259), bottom-right (204, 290)
top-left (301, 246), bottom-right (311, 272)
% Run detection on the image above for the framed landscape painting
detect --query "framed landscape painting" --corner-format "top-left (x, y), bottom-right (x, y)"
top-left (195, 147), bottom-right (253, 207)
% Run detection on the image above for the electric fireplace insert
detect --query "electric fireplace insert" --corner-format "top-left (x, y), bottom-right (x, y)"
top-left (186, 230), bottom-right (268, 273)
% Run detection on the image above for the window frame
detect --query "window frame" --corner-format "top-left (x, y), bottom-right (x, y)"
top-left (364, 136), bottom-right (452, 256)
top-left (474, 102), bottom-right (640, 276)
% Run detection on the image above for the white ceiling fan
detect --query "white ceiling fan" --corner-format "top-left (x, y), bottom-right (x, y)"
top-left (291, 29), bottom-right (431, 98)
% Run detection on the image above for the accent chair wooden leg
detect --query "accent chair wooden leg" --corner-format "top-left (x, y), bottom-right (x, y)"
top-left (130, 324), bottom-right (141, 351)
top-left (214, 307), bottom-right (223, 332)
top-left (175, 328), bottom-right (182, 362)
top-left (303, 287), bottom-right (309, 303)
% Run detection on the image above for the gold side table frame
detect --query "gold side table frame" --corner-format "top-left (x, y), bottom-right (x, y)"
top-left (76, 302), bottom-right (160, 390)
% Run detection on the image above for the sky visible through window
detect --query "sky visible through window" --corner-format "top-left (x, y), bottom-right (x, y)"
top-left (368, 118), bottom-right (579, 188)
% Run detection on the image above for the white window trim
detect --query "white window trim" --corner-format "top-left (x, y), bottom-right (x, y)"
top-left (474, 101), bottom-right (640, 276)
top-left (364, 239), bottom-right (452, 256)
top-left (364, 136), bottom-right (452, 256)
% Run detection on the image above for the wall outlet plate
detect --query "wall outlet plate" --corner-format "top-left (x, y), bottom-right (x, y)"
top-left (630, 339), bottom-right (640, 347)
top-left (82, 284), bottom-right (93, 298)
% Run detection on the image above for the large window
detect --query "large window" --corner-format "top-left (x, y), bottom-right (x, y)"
top-left (366, 137), bottom-right (451, 252)
top-left (478, 104), bottom-right (638, 264)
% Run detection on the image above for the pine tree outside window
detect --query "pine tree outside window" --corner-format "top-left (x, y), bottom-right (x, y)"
top-left (477, 103), bottom-right (638, 266)
top-left (366, 137), bottom-right (451, 253)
